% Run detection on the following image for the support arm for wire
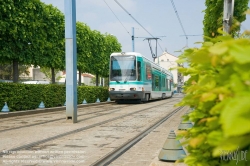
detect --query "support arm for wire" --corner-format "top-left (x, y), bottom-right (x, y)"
top-left (143, 38), bottom-right (161, 64)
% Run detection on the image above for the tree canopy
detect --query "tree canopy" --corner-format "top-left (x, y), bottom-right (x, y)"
top-left (0, 0), bottom-right (122, 83)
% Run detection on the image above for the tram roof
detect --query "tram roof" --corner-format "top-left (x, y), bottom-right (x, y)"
top-left (110, 52), bottom-right (173, 77)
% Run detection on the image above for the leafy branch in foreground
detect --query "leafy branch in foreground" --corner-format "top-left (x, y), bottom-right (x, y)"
top-left (177, 32), bottom-right (250, 165)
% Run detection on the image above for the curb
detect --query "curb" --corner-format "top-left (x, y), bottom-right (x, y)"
top-left (0, 101), bottom-right (114, 119)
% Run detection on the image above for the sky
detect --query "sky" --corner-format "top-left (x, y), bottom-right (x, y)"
top-left (41, 0), bottom-right (250, 60)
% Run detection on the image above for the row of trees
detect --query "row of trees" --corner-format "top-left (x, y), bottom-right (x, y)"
top-left (0, 0), bottom-right (121, 84)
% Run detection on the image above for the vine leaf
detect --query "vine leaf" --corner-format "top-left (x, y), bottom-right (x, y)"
top-left (220, 94), bottom-right (250, 137)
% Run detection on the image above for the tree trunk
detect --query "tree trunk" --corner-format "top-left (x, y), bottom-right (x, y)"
top-left (96, 73), bottom-right (98, 86)
top-left (51, 67), bottom-right (55, 84)
top-left (13, 60), bottom-right (19, 83)
top-left (78, 70), bottom-right (81, 86)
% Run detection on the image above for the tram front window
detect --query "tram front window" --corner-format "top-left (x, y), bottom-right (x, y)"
top-left (110, 56), bottom-right (136, 82)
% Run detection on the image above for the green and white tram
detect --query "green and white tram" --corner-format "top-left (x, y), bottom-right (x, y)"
top-left (109, 52), bottom-right (174, 103)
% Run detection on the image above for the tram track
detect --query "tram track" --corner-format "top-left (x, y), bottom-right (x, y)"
top-left (0, 98), bottom-right (179, 133)
top-left (0, 103), bottom-right (117, 121)
top-left (91, 106), bottom-right (184, 166)
top-left (0, 104), bottom-right (131, 133)
top-left (0, 98), bottom-right (180, 157)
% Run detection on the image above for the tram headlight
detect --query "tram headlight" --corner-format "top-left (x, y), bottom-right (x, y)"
top-left (130, 87), bottom-right (136, 91)
top-left (109, 88), bottom-right (115, 91)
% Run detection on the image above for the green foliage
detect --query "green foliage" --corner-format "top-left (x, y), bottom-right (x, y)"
top-left (0, 0), bottom-right (47, 63)
top-left (0, 83), bottom-right (109, 111)
top-left (102, 33), bottom-right (122, 77)
top-left (76, 23), bottom-right (121, 82)
top-left (0, 1), bottom-right (122, 83)
top-left (203, 0), bottom-right (248, 38)
top-left (39, 3), bottom-right (65, 70)
top-left (76, 22), bottom-right (92, 73)
top-left (0, 0), bottom-right (65, 82)
top-left (177, 33), bottom-right (250, 165)
top-left (78, 86), bottom-right (109, 103)
top-left (76, 23), bottom-right (121, 84)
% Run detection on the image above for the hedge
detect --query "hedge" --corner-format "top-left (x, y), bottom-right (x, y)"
top-left (0, 83), bottom-right (109, 111)
top-left (176, 32), bottom-right (250, 165)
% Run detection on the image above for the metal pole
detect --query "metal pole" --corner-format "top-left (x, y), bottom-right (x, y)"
top-left (156, 39), bottom-right (159, 65)
top-left (65, 0), bottom-right (77, 123)
top-left (223, 0), bottom-right (235, 34)
top-left (132, 27), bottom-right (135, 52)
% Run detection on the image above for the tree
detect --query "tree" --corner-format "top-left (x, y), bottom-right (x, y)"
top-left (103, 33), bottom-right (122, 77)
top-left (76, 24), bottom-right (121, 86)
top-left (0, 0), bottom-right (48, 82)
top-left (203, 0), bottom-right (248, 38)
top-left (88, 30), bottom-right (106, 86)
top-left (0, 1), bottom-right (65, 83)
top-left (76, 22), bottom-right (92, 85)
top-left (38, 3), bottom-right (65, 84)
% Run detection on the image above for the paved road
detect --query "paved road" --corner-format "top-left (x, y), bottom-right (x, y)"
top-left (0, 94), bottom-right (187, 166)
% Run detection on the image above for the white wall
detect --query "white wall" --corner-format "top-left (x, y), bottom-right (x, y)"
top-left (155, 52), bottom-right (179, 85)
top-left (57, 72), bottom-right (95, 86)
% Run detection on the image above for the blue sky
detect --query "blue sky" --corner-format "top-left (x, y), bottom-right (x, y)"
top-left (41, 0), bottom-right (250, 60)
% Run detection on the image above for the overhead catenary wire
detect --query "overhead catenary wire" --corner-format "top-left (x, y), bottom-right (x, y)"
top-left (103, 0), bottom-right (131, 37)
top-left (170, 0), bottom-right (188, 47)
top-left (157, 42), bottom-right (164, 52)
top-left (114, 0), bottom-right (165, 53)
top-left (114, 0), bottom-right (155, 38)
top-left (108, 0), bottom-right (165, 56)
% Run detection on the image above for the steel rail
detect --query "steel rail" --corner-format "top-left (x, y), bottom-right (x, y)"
top-left (0, 102), bottom-right (115, 119)
top-left (0, 107), bottom-right (126, 133)
top-left (91, 106), bottom-right (184, 166)
top-left (0, 99), bottom-right (178, 133)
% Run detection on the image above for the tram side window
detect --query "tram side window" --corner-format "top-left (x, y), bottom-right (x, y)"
top-left (166, 79), bottom-right (169, 91)
top-left (159, 76), bottom-right (161, 91)
top-left (137, 61), bottom-right (141, 81)
top-left (152, 74), bottom-right (155, 90)
top-left (162, 77), bottom-right (165, 90)
top-left (169, 80), bottom-right (171, 91)
top-left (145, 63), bottom-right (152, 80)
top-left (155, 75), bottom-right (159, 91)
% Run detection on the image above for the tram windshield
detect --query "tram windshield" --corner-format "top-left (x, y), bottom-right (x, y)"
top-left (110, 55), bottom-right (136, 82)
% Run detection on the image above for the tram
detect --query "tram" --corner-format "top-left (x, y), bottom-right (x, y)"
top-left (109, 52), bottom-right (174, 103)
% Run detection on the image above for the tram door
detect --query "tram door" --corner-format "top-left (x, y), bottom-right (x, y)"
top-left (137, 61), bottom-right (141, 81)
